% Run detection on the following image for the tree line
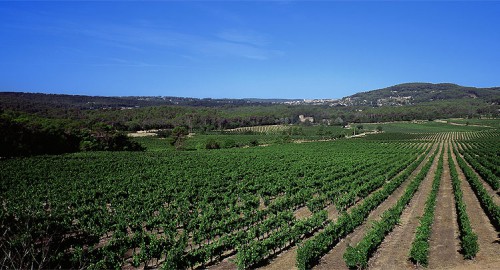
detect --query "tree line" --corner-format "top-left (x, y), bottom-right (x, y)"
top-left (0, 110), bottom-right (143, 157)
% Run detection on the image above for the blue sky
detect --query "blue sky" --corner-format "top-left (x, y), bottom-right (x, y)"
top-left (1, 1), bottom-right (499, 99)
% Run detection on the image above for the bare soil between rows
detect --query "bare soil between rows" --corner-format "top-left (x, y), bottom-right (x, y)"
top-left (428, 142), bottom-right (463, 269)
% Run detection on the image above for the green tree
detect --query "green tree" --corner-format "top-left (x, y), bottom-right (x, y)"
top-left (205, 139), bottom-right (220, 149)
top-left (316, 126), bottom-right (325, 136)
top-left (170, 126), bottom-right (189, 149)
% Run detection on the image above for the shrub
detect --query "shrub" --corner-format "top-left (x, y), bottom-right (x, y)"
top-left (223, 139), bottom-right (237, 148)
top-left (205, 139), bottom-right (220, 149)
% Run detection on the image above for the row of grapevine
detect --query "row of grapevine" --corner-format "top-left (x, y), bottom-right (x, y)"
top-left (457, 142), bottom-right (499, 189)
top-left (408, 146), bottom-right (443, 266)
top-left (233, 146), bottom-right (424, 268)
top-left (448, 145), bottom-right (479, 259)
top-left (157, 142), bottom-right (425, 268)
top-left (235, 210), bottom-right (328, 269)
top-left (333, 152), bottom-right (419, 212)
top-left (225, 125), bottom-right (288, 134)
top-left (0, 139), bottom-right (428, 269)
top-left (343, 146), bottom-right (439, 269)
top-left (453, 144), bottom-right (500, 230)
top-left (295, 145), bottom-right (432, 269)
top-left (179, 211), bottom-right (296, 268)
top-left (460, 141), bottom-right (500, 164)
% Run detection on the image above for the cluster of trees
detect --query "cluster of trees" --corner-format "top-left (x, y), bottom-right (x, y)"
top-left (1, 90), bottom-right (497, 157)
top-left (3, 92), bottom-right (498, 135)
top-left (345, 83), bottom-right (500, 106)
top-left (0, 111), bottom-right (143, 157)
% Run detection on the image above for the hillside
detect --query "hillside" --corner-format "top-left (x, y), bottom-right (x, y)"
top-left (0, 92), bottom-right (299, 113)
top-left (1, 83), bottom-right (498, 135)
top-left (1, 83), bottom-right (499, 112)
top-left (341, 83), bottom-right (500, 106)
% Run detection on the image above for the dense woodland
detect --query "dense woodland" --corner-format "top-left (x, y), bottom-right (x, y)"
top-left (1, 83), bottom-right (498, 157)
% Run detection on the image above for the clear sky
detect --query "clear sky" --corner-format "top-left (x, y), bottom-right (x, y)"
top-left (1, 1), bottom-right (499, 99)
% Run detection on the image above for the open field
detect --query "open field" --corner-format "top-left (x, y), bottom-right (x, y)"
top-left (1, 121), bottom-right (499, 269)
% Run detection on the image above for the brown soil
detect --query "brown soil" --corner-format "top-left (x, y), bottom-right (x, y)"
top-left (259, 197), bottom-right (267, 210)
top-left (368, 143), bottom-right (442, 270)
top-left (325, 204), bottom-right (339, 221)
top-left (259, 246), bottom-right (298, 270)
top-left (207, 257), bottom-right (237, 270)
top-left (449, 143), bottom-right (500, 267)
top-left (293, 206), bottom-right (313, 220)
top-left (428, 142), bottom-right (463, 268)
top-left (312, 143), bottom-right (439, 270)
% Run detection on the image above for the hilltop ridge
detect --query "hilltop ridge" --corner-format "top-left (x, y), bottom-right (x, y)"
top-left (341, 83), bottom-right (499, 106)
top-left (1, 83), bottom-right (498, 111)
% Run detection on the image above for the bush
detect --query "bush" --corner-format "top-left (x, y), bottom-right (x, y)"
top-left (205, 139), bottom-right (220, 149)
top-left (0, 113), bottom-right (144, 157)
top-left (156, 129), bottom-right (171, 138)
top-left (223, 139), bottom-right (237, 148)
top-left (79, 131), bottom-right (144, 152)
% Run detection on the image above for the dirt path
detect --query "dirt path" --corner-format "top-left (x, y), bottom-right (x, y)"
top-left (312, 143), bottom-right (438, 270)
top-left (428, 142), bottom-right (463, 269)
top-left (449, 143), bottom-right (500, 267)
top-left (368, 143), bottom-right (442, 270)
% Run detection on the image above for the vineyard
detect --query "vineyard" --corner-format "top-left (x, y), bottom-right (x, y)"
top-left (1, 123), bottom-right (499, 269)
top-left (225, 125), bottom-right (289, 134)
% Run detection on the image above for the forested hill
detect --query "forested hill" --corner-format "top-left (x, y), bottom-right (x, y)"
top-left (1, 83), bottom-right (498, 111)
top-left (0, 92), bottom-right (299, 113)
top-left (342, 83), bottom-right (500, 106)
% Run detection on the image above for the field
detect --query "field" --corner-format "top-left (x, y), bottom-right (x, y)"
top-left (1, 121), bottom-right (499, 269)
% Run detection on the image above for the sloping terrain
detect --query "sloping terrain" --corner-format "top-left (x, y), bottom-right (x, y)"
top-left (342, 83), bottom-right (500, 106)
